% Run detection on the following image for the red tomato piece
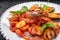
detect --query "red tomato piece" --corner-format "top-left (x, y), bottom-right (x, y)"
top-left (10, 27), bottom-right (17, 32)
top-left (10, 21), bottom-right (17, 27)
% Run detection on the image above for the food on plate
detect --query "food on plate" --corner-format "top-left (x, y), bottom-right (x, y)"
top-left (8, 4), bottom-right (60, 40)
top-left (41, 5), bottom-right (55, 13)
top-left (47, 13), bottom-right (60, 19)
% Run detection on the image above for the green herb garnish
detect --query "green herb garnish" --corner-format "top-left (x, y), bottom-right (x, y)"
top-left (41, 5), bottom-right (48, 11)
top-left (10, 10), bottom-right (22, 14)
top-left (10, 6), bottom-right (28, 14)
top-left (41, 22), bottom-right (57, 31)
top-left (21, 6), bottom-right (28, 12)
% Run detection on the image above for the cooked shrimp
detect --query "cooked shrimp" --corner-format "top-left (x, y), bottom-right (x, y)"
top-left (30, 4), bottom-right (39, 11)
top-left (28, 25), bottom-right (42, 36)
top-left (20, 25), bottom-right (29, 31)
top-left (16, 20), bottom-right (26, 28)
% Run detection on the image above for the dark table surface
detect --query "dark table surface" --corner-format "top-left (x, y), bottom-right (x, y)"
top-left (0, 0), bottom-right (60, 40)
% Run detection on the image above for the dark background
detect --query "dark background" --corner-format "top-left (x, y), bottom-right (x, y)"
top-left (0, 0), bottom-right (60, 40)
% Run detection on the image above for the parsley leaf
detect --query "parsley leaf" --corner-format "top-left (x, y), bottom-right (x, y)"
top-left (10, 6), bottom-right (28, 14)
top-left (41, 22), bottom-right (57, 31)
top-left (21, 6), bottom-right (28, 12)
top-left (41, 5), bottom-right (48, 11)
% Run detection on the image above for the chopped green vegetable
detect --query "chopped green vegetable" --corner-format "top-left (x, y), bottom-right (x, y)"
top-left (41, 4), bottom-right (48, 11)
top-left (41, 23), bottom-right (47, 31)
top-left (10, 6), bottom-right (28, 14)
top-left (10, 10), bottom-right (22, 14)
top-left (21, 6), bottom-right (28, 12)
top-left (41, 22), bottom-right (57, 31)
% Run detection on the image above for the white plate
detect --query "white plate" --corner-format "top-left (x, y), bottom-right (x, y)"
top-left (0, 1), bottom-right (60, 40)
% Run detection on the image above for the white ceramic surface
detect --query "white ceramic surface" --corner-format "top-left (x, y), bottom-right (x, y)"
top-left (0, 1), bottom-right (60, 40)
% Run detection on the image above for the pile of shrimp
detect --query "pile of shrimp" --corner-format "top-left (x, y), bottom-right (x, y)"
top-left (8, 4), bottom-right (60, 40)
